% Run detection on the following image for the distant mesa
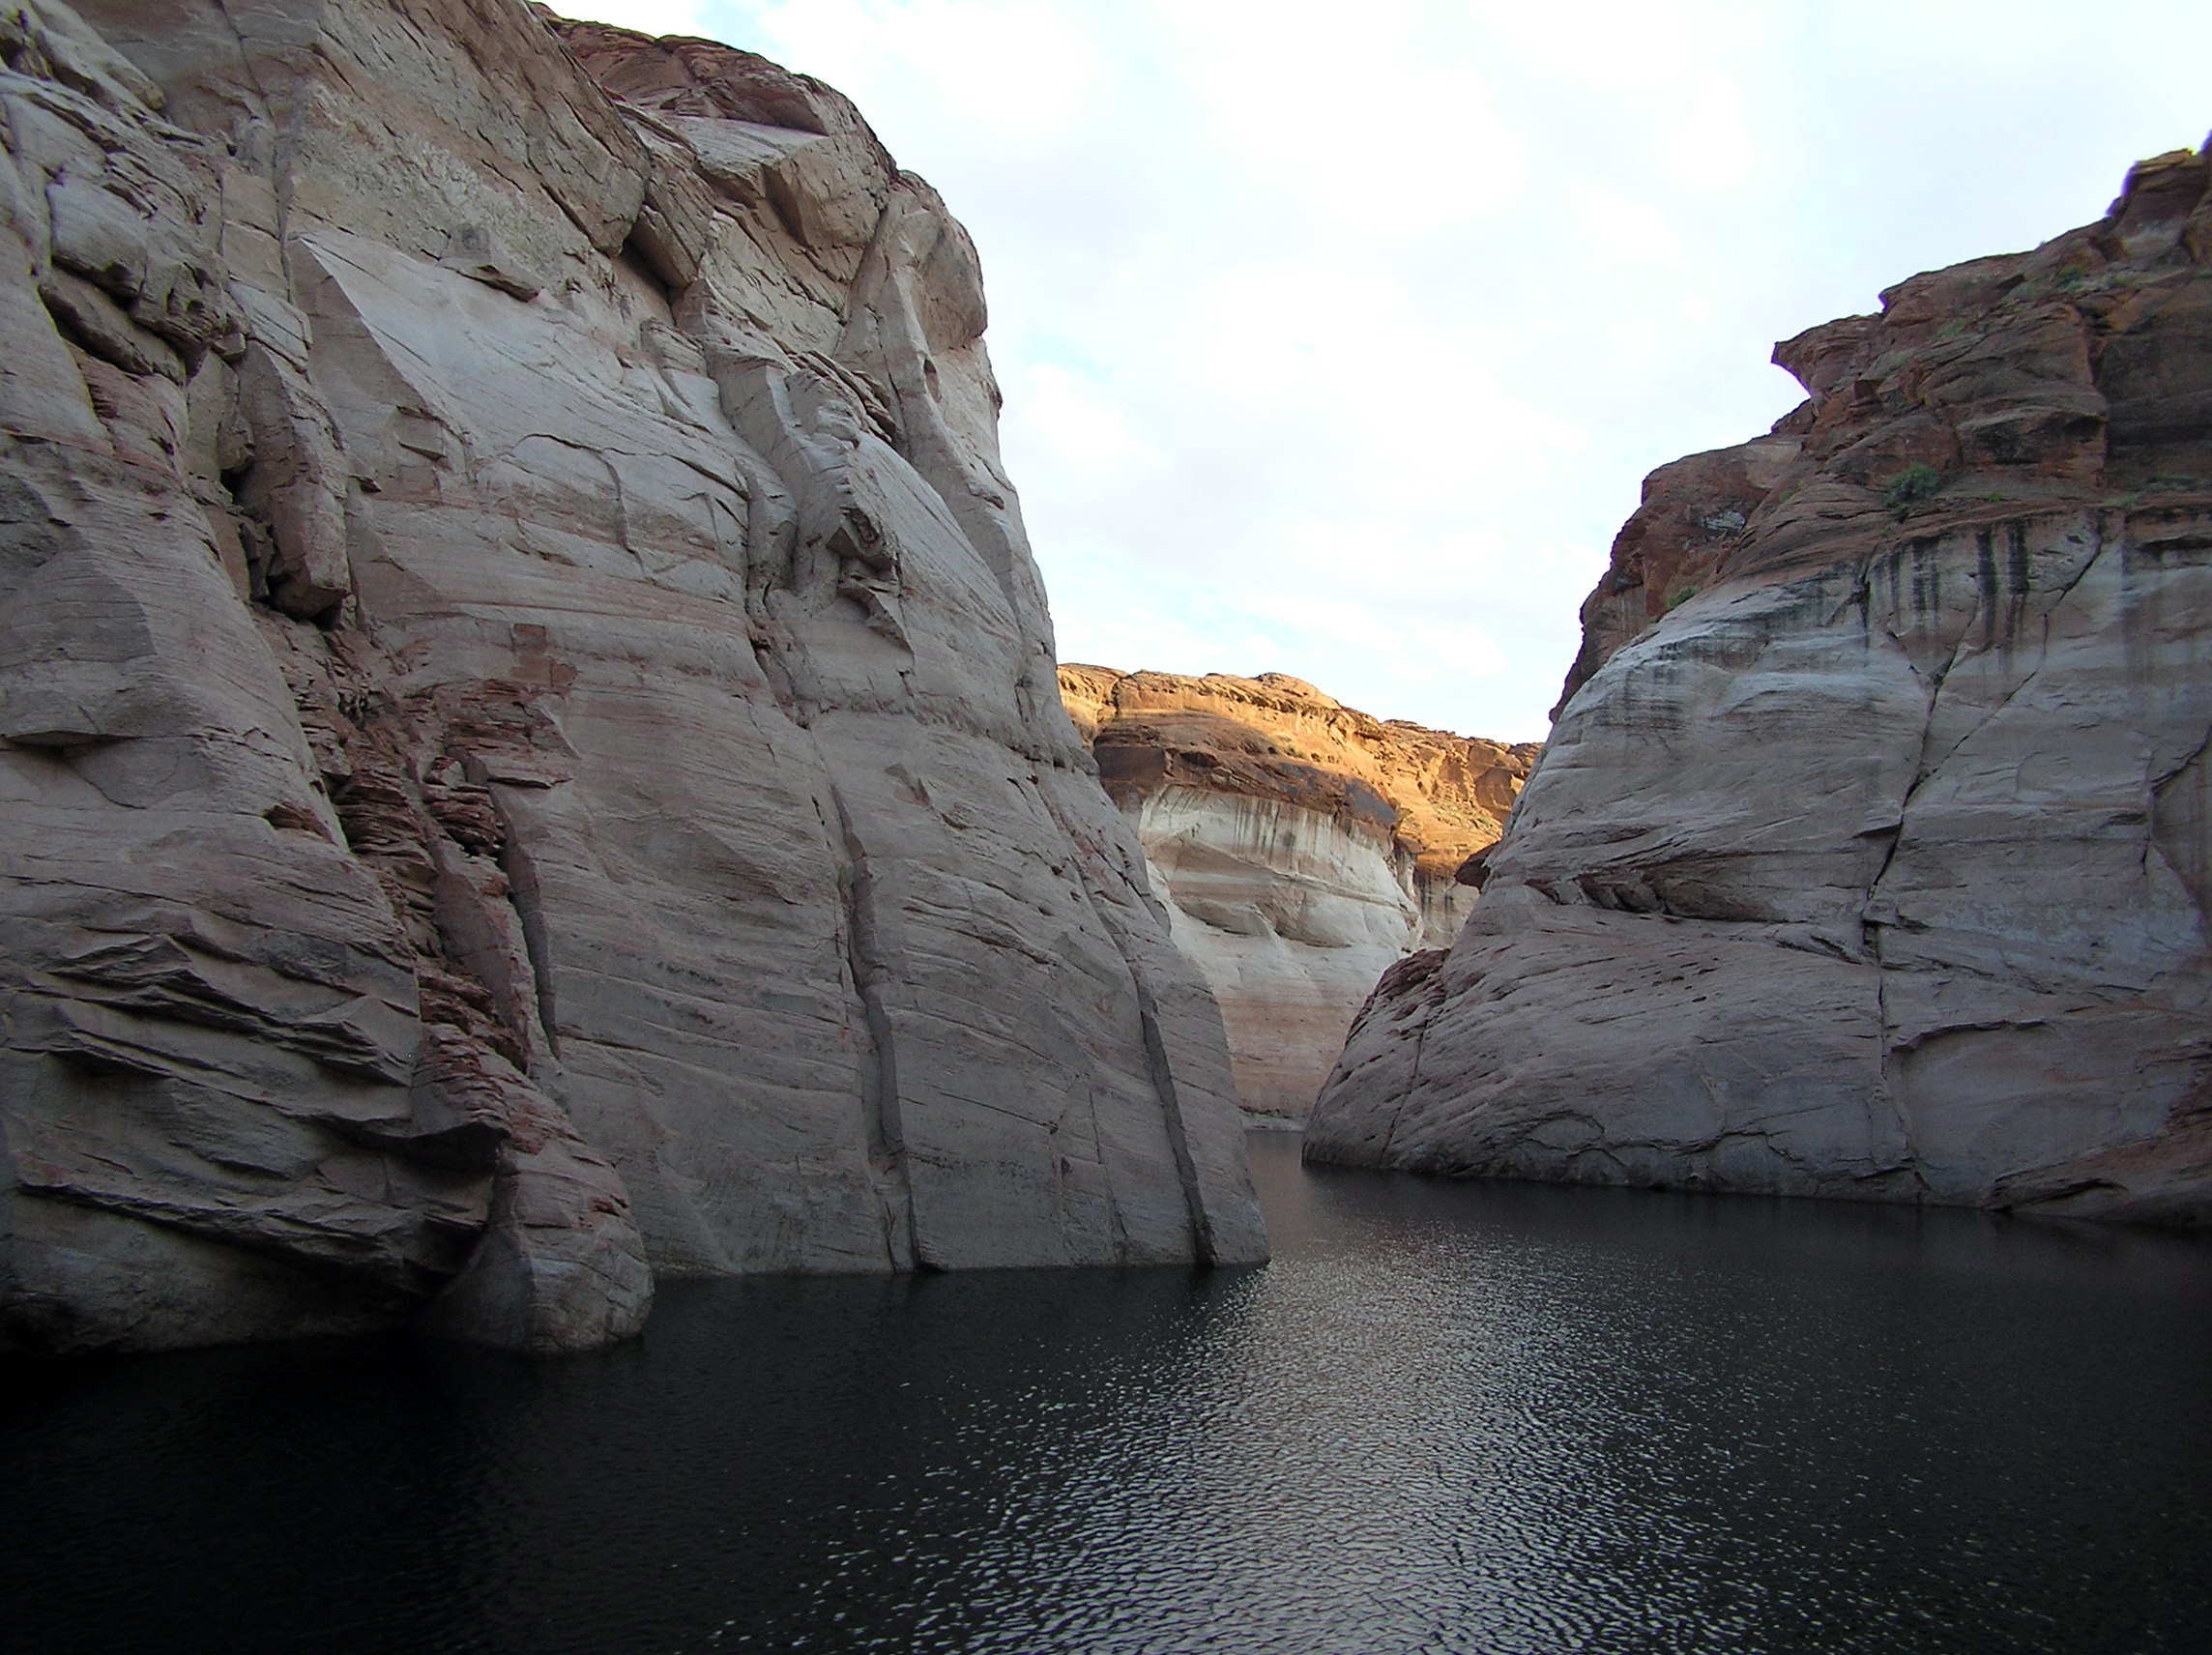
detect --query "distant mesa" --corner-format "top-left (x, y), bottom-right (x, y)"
top-left (1062, 665), bottom-right (1537, 1125)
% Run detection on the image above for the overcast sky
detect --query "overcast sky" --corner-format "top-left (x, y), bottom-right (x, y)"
top-left (557, 0), bottom-right (2210, 740)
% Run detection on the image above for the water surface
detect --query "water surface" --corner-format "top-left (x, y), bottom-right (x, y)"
top-left (5, 1135), bottom-right (2209, 1652)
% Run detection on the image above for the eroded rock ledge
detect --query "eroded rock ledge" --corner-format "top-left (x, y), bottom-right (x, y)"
top-left (0, 0), bottom-right (1264, 1356)
top-left (1062, 665), bottom-right (1534, 1121)
top-left (1308, 143), bottom-right (2212, 1226)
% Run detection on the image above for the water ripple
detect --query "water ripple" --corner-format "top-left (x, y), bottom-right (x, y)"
top-left (4, 1136), bottom-right (2209, 1653)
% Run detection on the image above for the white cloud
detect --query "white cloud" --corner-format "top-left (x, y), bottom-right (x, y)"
top-left (553, 0), bottom-right (2212, 739)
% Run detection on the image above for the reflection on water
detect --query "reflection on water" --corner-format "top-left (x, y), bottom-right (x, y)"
top-left (5, 1134), bottom-right (2210, 1653)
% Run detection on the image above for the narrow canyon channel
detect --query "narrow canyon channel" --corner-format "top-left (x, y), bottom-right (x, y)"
top-left (5, 1133), bottom-right (2209, 1654)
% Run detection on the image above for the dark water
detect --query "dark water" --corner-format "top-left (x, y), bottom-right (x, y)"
top-left (5, 1136), bottom-right (2210, 1654)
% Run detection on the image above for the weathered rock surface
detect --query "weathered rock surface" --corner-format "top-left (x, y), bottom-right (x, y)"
top-left (0, 0), bottom-right (1263, 1356)
top-left (1062, 666), bottom-right (1534, 1122)
top-left (1309, 145), bottom-right (2212, 1227)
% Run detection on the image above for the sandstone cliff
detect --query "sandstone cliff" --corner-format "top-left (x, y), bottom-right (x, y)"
top-left (0, 0), bottom-right (1265, 1356)
top-left (1062, 666), bottom-right (1534, 1122)
top-left (1308, 145), bottom-right (2212, 1226)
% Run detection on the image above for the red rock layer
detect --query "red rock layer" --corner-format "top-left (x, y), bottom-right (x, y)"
top-left (1557, 144), bottom-right (2212, 715)
top-left (1062, 667), bottom-right (1536, 890)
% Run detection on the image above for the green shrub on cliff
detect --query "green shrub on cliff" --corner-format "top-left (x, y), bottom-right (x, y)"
top-left (1884, 464), bottom-right (1943, 513)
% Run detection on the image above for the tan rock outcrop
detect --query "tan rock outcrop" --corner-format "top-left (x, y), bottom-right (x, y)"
top-left (1063, 666), bottom-right (1534, 1122)
top-left (0, 0), bottom-right (1263, 1356)
top-left (1309, 145), bottom-right (2212, 1227)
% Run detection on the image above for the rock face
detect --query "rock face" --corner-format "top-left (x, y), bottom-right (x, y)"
top-left (1062, 666), bottom-right (1534, 1123)
top-left (1308, 146), bottom-right (2212, 1226)
top-left (0, 0), bottom-right (1264, 1357)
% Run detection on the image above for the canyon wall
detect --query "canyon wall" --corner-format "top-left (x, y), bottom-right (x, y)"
top-left (1063, 667), bottom-right (1534, 1123)
top-left (0, 0), bottom-right (1265, 1356)
top-left (1308, 146), bottom-right (2212, 1225)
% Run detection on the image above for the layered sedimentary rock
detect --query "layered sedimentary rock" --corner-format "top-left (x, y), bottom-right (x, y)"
top-left (1309, 146), bottom-right (2212, 1225)
top-left (0, 0), bottom-right (1264, 1356)
top-left (1062, 666), bottom-right (1534, 1122)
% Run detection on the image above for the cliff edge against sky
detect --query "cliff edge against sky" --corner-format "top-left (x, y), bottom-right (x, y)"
top-left (1310, 144), bottom-right (2212, 1225)
top-left (0, 0), bottom-right (1264, 1356)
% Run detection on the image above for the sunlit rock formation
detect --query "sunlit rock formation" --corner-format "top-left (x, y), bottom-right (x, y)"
top-left (0, 0), bottom-right (1265, 1356)
top-left (1309, 145), bottom-right (2212, 1226)
top-left (1062, 667), bottom-right (1534, 1123)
